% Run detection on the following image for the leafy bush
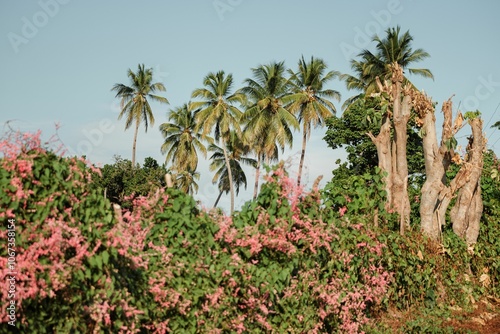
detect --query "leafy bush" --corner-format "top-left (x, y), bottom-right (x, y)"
top-left (220, 165), bottom-right (393, 333)
top-left (0, 131), bottom-right (138, 332)
top-left (323, 149), bottom-right (500, 315)
top-left (2, 131), bottom-right (498, 333)
top-left (0, 133), bottom-right (393, 333)
top-left (375, 230), bottom-right (477, 312)
top-left (90, 155), bottom-right (167, 209)
top-left (322, 166), bottom-right (398, 229)
top-left (473, 150), bottom-right (500, 297)
top-left (135, 164), bottom-right (393, 333)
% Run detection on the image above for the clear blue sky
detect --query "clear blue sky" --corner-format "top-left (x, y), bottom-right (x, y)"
top-left (1, 0), bottom-right (499, 211)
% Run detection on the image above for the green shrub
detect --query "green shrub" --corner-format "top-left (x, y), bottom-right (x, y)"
top-left (2, 131), bottom-right (498, 333)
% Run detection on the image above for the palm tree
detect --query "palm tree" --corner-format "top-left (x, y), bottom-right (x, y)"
top-left (112, 64), bottom-right (169, 166)
top-left (240, 61), bottom-right (299, 198)
top-left (247, 136), bottom-right (279, 200)
top-left (209, 131), bottom-right (257, 208)
top-left (191, 71), bottom-right (245, 214)
top-left (340, 60), bottom-right (373, 110)
top-left (173, 169), bottom-right (200, 195)
top-left (288, 56), bottom-right (341, 186)
top-left (341, 26), bottom-right (433, 109)
top-left (159, 103), bottom-right (212, 173)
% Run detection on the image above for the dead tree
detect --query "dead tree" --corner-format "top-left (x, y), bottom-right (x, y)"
top-left (365, 63), bottom-right (485, 241)
top-left (414, 94), bottom-right (485, 242)
top-left (367, 63), bottom-right (412, 234)
top-left (450, 118), bottom-right (485, 244)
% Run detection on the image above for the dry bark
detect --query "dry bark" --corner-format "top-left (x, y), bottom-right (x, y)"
top-left (365, 63), bottom-right (485, 241)
top-left (391, 65), bottom-right (412, 233)
top-left (367, 63), bottom-right (411, 233)
top-left (418, 96), bottom-right (452, 240)
top-left (165, 173), bottom-right (174, 188)
top-left (416, 95), bottom-right (484, 241)
top-left (450, 118), bottom-right (485, 244)
top-left (367, 112), bottom-right (392, 206)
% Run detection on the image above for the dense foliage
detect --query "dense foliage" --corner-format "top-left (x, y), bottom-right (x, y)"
top-left (90, 156), bottom-right (167, 208)
top-left (1, 132), bottom-right (393, 333)
top-left (474, 150), bottom-right (500, 296)
top-left (1, 131), bottom-right (499, 333)
top-left (324, 95), bottom-right (425, 177)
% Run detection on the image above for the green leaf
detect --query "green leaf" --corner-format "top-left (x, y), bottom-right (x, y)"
top-left (85, 268), bottom-right (91, 279)
top-left (172, 200), bottom-right (181, 212)
top-left (102, 250), bottom-right (110, 265)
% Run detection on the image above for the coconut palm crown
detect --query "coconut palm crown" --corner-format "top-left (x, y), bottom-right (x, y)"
top-left (112, 64), bottom-right (169, 166)
top-left (341, 26), bottom-right (433, 109)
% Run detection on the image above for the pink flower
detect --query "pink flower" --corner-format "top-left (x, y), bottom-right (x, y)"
top-left (339, 206), bottom-right (348, 217)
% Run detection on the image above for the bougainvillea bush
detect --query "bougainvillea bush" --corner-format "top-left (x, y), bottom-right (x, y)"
top-left (0, 131), bottom-right (152, 333)
top-left (0, 131), bottom-right (394, 333)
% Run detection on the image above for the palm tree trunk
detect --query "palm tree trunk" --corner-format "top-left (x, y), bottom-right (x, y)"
top-left (253, 154), bottom-right (261, 200)
top-left (132, 119), bottom-right (140, 167)
top-left (213, 190), bottom-right (223, 208)
top-left (221, 137), bottom-right (234, 214)
top-left (297, 129), bottom-right (307, 186)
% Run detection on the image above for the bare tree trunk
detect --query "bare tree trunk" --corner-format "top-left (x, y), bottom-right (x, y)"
top-left (451, 180), bottom-right (482, 243)
top-left (132, 119), bottom-right (140, 167)
top-left (213, 190), bottom-right (224, 208)
top-left (417, 96), bottom-right (484, 242)
top-left (221, 137), bottom-right (234, 214)
top-left (253, 154), bottom-right (261, 200)
top-left (113, 203), bottom-right (123, 224)
top-left (367, 113), bottom-right (392, 209)
top-left (165, 173), bottom-right (174, 188)
top-left (419, 97), bottom-right (454, 240)
top-left (450, 118), bottom-right (485, 244)
top-left (297, 128), bottom-right (307, 186)
top-left (367, 63), bottom-right (411, 225)
top-left (391, 65), bottom-right (412, 232)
